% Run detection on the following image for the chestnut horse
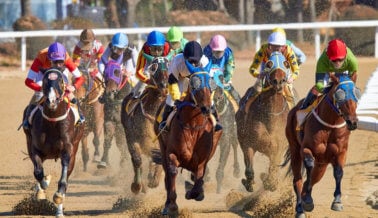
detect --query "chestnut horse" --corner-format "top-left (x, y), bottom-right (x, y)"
top-left (22, 68), bottom-right (84, 217)
top-left (97, 60), bottom-right (132, 169)
top-left (283, 73), bottom-right (360, 218)
top-left (235, 51), bottom-right (292, 192)
top-left (153, 70), bottom-right (223, 217)
top-left (211, 69), bottom-right (240, 193)
top-left (120, 57), bottom-right (169, 194)
top-left (75, 66), bottom-right (104, 171)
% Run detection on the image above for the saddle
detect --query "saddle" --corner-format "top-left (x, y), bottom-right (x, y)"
top-left (295, 96), bottom-right (324, 131)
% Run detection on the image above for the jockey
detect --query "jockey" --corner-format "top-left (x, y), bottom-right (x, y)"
top-left (22, 42), bottom-right (85, 129)
top-left (272, 27), bottom-right (306, 66)
top-left (72, 29), bottom-right (105, 81)
top-left (167, 26), bottom-right (188, 57)
top-left (242, 31), bottom-right (299, 109)
top-left (98, 32), bottom-right (138, 86)
top-left (132, 30), bottom-right (171, 98)
top-left (203, 34), bottom-right (240, 104)
top-left (299, 38), bottom-right (358, 110)
top-left (159, 41), bottom-right (222, 132)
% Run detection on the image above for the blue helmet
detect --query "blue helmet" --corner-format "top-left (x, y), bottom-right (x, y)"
top-left (112, 32), bottom-right (128, 48)
top-left (147, 30), bottom-right (165, 46)
top-left (47, 42), bottom-right (66, 61)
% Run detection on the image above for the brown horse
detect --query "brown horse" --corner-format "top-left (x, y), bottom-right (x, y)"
top-left (283, 73), bottom-right (360, 218)
top-left (97, 60), bottom-right (132, 169)
top-left (211, 70), bottom-right (240, 193)
top-left (235, 51), bottom-right (292, 192)
top-left (120, 57), bottom-right (169, 194)
top-left (75, 66), bottom-right (104, 171)
top-left (22, 68), bottom-right (84, 217)
top-left (153, 70), bottom-right (223, 217)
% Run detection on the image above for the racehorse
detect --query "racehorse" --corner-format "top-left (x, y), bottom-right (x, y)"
top-left (152, 68), bottom-right (223, 217)
top-left (75, 66), bottom-right (104, 171)
top-left (283, 73), bottom-right (360, 218)
top-left (97, 60), bottom-right (132, 169)
top-left (22, 68), bottom-right (84, 217)
top-left (235, 51), bottom-right (292, 192)
top-left (211, 69), bottom-right (240, 193)
top-left (120, 57), bottom-right (169, 194)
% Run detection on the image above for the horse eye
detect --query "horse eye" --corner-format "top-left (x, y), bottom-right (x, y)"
top-left (190, 76), bottom-right (201, 90)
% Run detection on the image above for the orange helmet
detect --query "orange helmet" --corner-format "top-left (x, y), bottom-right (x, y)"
top-left (326, 39), bottom-right (347, 61)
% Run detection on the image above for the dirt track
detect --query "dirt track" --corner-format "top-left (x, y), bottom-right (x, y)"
top-left (0, 56), bottom-right (377, 217)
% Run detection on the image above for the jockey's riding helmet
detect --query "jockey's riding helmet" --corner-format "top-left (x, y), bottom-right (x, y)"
top-left (209, 34), bottom-right (227, 51)
top-left (272, 27), bottom-right (286, 37)
top-left (268, 32), bottom-right (286, 46)
top-left (184, 41), bottom-right (203, 62)
top-left (111, 32), bottom-right (128, 49)
top-left (47, 42), bottom-right (66, 61)
top-left (147, 30), bottom-right (165, 46)
top-left (326, 39), bottom-right (347, 61)
top-left (167, 26), bottom-right (183, 43)
top-left (80, 29), bottom-right (95, 50)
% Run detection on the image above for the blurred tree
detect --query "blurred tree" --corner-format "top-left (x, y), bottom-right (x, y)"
top-left (20, 0), bottom-right (32, 16)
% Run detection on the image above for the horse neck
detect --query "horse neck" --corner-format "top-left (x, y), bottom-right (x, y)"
top-left (214, 90), bottom-right (229, 115)
top-left (140, 87), bottom-right (166, 114)
top-left (42, 98), bottom-right (70, 118)
top-left (315, 92), bottom-right (344, 125)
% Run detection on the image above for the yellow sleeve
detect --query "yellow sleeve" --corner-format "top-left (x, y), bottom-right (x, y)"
top-left (286, 46), bottom-right (300, 80)
top-left (249, 45), bottom-right (267, 78)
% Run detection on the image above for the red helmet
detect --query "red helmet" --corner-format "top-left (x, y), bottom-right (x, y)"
top-left (326, 39), bottom-right (347, 61)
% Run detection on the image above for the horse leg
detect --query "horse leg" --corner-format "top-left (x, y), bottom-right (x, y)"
top-left (147, 161), bottom-right (163, 188)
top-left (115, 121), bottom-right (128, 167)
top-left (97, 121), bottom-right (114, 168)
top-left (186, 164), bottom-right (205, 201)
top-left (216, 139), bottom-right (230, 193)
top-left (331, 164), bottom-right (344, 211)
top-left (92, 102), bottom-right (104, 163)
top-left (232, 137), bottom-right (241, 178)
top-left (31, 154), bottom-right (51, 200)
top-left (162, 154), bottom-right (179, 217)
top-left (127, 141), bottom-right (143, 194)
top-left (291, 152), bottom-right (305, 218)
top-left (241, 146), bottom-right (255, 192)
top-left (81, 135), bottom-right (89, 171)
top-left (301, 149), bottom-right (316, 212)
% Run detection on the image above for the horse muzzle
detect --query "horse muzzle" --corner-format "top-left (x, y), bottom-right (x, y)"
top-left (200, 106), bottom-right (211, 115)
top-left (346, 119), bottom-right (358, 131)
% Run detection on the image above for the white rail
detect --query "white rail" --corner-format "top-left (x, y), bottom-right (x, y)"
top-left (0, 20), bottom-right (377, 71)
top-left (357, 68), bottom-right (378, 132)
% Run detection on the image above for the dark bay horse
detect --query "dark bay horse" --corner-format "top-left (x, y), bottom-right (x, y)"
top-left (97, 60), bottom-right (132, 169)
top-left (120, 57), bottom-right (169, 194)
top-left (75, 66), bottom-right (104, 171)
top-left (235, 51), bottom-right (292, 192)
top-left (153, 70), bottom-right (223, 217)
top-left (22, 68), bottom-right (84, 217)
top-left (283, 73), bottom-right (360, 218)
top-left (211, 69), bottom-right (240, 193)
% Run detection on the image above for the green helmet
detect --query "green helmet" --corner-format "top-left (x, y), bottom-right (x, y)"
top-left (167, 26), bottom-right (183, 42)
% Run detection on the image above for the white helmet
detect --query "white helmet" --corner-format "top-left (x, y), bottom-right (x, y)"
top-left (268, 32), bottom-right (286, 46)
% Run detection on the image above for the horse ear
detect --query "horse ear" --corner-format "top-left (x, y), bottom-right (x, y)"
top-left (329, 73), bottom-right (339, 83)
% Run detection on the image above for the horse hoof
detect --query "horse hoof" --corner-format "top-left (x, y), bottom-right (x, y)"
top-left (302, 202), bottom-right (314, 212)
top-left (241, 178), bottom-right (254, 192)
top-left (161, 207), bottom-right (168, 215)
top-left (97, 161), bottom-right (107, 169)
top-left (53, 192), bottom-right (64, 204)
top-left (93, 155), bottom-right (101, 163)
top-left (131, 182), bottom-right (142, 194)
top-left (36, 189), bottom-right (46, 200)
top-left (331, 202), bottom-right (343, 211)
top-left (295, 212), bottom-right (306, 218)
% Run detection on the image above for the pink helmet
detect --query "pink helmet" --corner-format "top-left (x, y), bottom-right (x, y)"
top-left (209, 34), bottom-right (227, 51)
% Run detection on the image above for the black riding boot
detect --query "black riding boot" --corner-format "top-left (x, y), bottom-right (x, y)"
top-left (211, 106), bottom-right (222, 132)
top-left (22, 104), bottom-right (34, 129)
top-left (71, 98), bottom-right (85, 124)
top-left (159, 104), bottom-right (173, 131)
top-left (299, 91), bottom-right (317, 110)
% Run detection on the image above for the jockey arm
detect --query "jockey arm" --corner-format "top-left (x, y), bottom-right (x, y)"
top-left (135, 50), bottom-right (150, 84)
top-left (287, 40), bottom-right (306, 66)
top-left (65, 58), bottom-right (85, 90)
top-left (285, 45), bottom-right (300, 81)
top-left (224, 48), bottom-right (235, 83)
top-left (249, 45), bottom-right (267, 78)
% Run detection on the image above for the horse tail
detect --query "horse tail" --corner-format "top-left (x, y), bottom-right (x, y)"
top-left (151, 148), bottom-right (162, 165)
top-left (280, 147), bottom-right (292, 177)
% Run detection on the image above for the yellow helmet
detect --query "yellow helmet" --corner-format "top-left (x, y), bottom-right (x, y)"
top-left (272, 27), bottom-right (286, 37)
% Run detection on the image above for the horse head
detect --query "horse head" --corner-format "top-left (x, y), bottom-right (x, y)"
top-left (188, 71), bottom-right (216, 115)
top-left (146, 57), bottom-right (169, 95)
top-left (42, 68), bottom-right (66, 110)
top-left (103, 60), bottom-right (124, 101)
top-left (264, 51), bottom-right (290, 92)
top-left (329, 73), bottom-right (361, 130)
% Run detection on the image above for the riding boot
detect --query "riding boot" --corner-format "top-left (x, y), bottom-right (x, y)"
top-left (211, 105), bottom-right (222, 132)
top-left (71, 98), bottom-right (85, 124)
top-left (22, 104), bottom-right (33, 129)
top-left (299, 90), bottom-right (317, 110)
top-left (159, 104), bottom-right (173, 131)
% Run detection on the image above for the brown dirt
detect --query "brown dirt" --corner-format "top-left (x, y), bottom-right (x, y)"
top-left (0, 55), bottom-right (377, 217)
